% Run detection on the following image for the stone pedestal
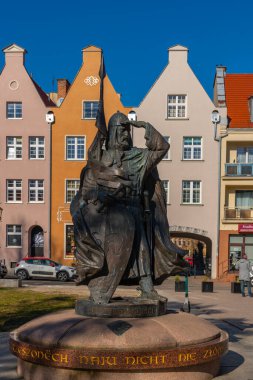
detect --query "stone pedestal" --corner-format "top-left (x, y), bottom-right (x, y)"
top-left (10, 309), bottom-right (228, 380)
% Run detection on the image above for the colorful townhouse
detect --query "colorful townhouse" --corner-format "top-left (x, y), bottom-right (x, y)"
top-left (133, 45), bottom-right (219, 278)
top-left (0, 44), bottom-right (55, 270)
top-left (50, 45), bottom-right (130, 265)
top-left (214, 68), bottom-right (253, 280)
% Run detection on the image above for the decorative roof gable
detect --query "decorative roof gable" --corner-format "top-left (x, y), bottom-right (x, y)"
top-left (2, 43), bottom-right (27, 54)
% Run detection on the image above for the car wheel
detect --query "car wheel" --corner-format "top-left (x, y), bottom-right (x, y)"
top-left (17, 270), bottom-right (29, 280)
top-left (57, 271), bottom-right (69, 282)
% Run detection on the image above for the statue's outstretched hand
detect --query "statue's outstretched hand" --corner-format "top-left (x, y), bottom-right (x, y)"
top-left (121, 120), bottom-right (146, 129)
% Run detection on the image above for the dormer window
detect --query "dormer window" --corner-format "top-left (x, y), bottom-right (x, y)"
top-left (6, 102), bottom-right (22, 119)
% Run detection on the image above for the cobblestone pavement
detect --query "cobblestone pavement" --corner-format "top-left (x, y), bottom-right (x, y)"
top-left (0, 277), bottom-right (253, 379)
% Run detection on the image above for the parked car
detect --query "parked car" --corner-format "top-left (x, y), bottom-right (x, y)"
top-left (14, 257), bottom-right (76, 282)
top-left (0, 263), bottom-right (7, 278)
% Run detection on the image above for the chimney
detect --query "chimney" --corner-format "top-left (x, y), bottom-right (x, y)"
top-left (3, 43), bottom-right (27, 66)
top-left (213, 65), bottom-right (227, 107)
top-left (168, 45), bottom-right (188, 65)
top-left (57, 79), bottom-right (70, 99)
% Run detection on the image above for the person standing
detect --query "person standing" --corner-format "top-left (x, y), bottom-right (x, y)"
top-left (235, 254), bottom-right (252, 297)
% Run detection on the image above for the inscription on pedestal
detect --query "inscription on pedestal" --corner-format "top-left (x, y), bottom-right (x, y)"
top-left (10, 332), bottom-right (228, 371)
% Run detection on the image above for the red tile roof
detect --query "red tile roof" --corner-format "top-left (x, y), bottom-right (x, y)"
top-left (225, 74), bottom-right (253, 128)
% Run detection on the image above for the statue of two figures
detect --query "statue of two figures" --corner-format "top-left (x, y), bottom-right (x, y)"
top-left (70, 111), bottom-right (187, 305)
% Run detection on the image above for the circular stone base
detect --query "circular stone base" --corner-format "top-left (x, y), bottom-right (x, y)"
top-left (10, 309), bottom-right (228, 380)
top-left (75, 297), bottom-right (167, 318)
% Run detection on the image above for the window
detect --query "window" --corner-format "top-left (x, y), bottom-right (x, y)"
top-left (229, 235), bottom-right (253, 271)
top-left (162, 137), bottom-right (170, 160)
top-left (237, 147), bottom-right (253, 163)
top-left (6, 225), bottom-right (22, 247)
top-left (167, 95), bottom-right (186, 118)
top-left (29, 137), bottom-right (45, 159)
top-left (6, 137), bottom-right (22, 159)
top-left (29, 180), bottom-right (44, 203)
top-left (82, 101), bottom-right (99, 119)
top-left (162, 180), bottom-right (170, 204)
top-left (66, 180), bottom-right (80, 203)
top-left (235, 190), bottom-right (253, 209)
top-left (6, 180), bottom-right (22, 202)
top-left (66, 136), bottom-right (86, 160)
top-left (6, 102), bottom-right (22, 119)
top-left (183, 137), bottom-right (202, 160)
top-left (65, 224), bottom-right (75, 258)
top-left (182, 181), bottom-right (201, 204)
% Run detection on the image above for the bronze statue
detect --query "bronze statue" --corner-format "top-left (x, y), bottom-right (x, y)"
top-left (70, 111), bottom-right (186, 304)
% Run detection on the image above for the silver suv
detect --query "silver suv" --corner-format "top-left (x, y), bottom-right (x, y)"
top-left (14, 257), bottom-right (76, 282)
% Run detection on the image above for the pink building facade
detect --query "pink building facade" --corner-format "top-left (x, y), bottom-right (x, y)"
top-left (0, 44), bottom-right (54, 269)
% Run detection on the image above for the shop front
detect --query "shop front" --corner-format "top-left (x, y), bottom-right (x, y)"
top-left (219, 224), bottom-right (253, 280)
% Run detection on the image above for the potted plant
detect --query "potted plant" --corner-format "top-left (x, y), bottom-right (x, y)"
top-left (201, 276), bottom-right (213, 292)
top-left (175, 275), bottom-right (185, 292)
top-left (231, 276), bottom-right (241, 293)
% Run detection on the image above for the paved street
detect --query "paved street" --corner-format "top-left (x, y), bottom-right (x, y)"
top-left (0, 277), bottom-right (253, 379)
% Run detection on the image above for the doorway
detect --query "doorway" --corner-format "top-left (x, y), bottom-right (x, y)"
top-left (30, 226), bottom-right (44, 257)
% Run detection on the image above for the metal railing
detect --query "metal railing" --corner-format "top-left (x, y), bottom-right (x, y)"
top-left (224, 207), bottom-right (253, 220)
top-left (225, 163), bottom-right (253, 176)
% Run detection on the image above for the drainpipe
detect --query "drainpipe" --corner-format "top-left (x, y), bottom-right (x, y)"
top-left (46, 111), bottom-right (55, 258)
top-left (212, 110), bottom-right (228, 279)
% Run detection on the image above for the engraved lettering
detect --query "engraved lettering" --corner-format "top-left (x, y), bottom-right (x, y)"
top-left (160, 355), bottom-right (166, 364)
top-left (52, 354), bottom-right (60, 362)
top-left (140, 356), bottom-right (149, 365)
top-left (126, 356), bottom-right (135, 365)
top-left (31, 350), bottom-right (38, 359)
top-left (79, 355), bottom-right (89, 364)
top-left (178, 353), bottom-right (197, 362)
top-left (90, 356), bottom-right (100, 365)
top-left (45, 350), bottom-right (51, 361)
top-left (106, 356), bottom-right (117, 366)
top-left (60, 354), bottom-right (69, 363)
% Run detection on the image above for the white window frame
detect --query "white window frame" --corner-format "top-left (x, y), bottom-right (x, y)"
top-left (183, 137), bottom-right (203, 160)
top-left (28, 180), bottom-right (44, 203)
top-left (162, 180), bottom-right (170, 204)
top-left (182, 180), bottom-right (202, 204)
top-left (64, 223), bottom-right (75, 259)
top-left (65, 136), bottom-right (86, 161)
top-left (6, 102), bottom-right (22, 119)
top-left (82, 100), bottom-right (99, 120)
top-left (162, 136), bottom-right (171, 160)
top-left (65, 179), bottom-right (80, 203)
top-left (167, 95), bottom-right (187, 119)
top-left (6, 224), bottom-right (22, 248)
top-left (6, 137), bottom-right (22, 159)
top-left (29, 137), bottom-right (45, 160)
top-left (6, 179), bottom-right (22, 203)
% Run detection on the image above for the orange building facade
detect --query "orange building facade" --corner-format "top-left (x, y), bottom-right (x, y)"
top-left (50, 46), bottom-right (130, 265)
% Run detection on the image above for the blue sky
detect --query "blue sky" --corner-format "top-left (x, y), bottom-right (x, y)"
top-left (0, 0), bottom-right (253, 106)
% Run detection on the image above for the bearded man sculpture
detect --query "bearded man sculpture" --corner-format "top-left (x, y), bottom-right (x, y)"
top-left (70, 111), bottom-right (186, 304)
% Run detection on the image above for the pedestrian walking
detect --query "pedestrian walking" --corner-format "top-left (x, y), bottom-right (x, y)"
top-left (235, 254), bottom-right (252, 297)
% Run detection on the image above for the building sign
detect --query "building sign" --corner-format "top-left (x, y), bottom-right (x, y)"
top-left (238, 224), bottom-right (253, 233)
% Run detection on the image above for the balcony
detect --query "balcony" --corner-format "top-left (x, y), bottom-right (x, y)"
top-left (225, 163), bottom-right (253, 176)
top-left (224, 207), bottom-right (253, 220)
